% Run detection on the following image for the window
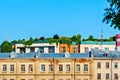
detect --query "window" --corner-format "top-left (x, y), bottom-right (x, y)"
top-left (97, 62), bottom-right (101, 69)
top-left (97, 73), bottom-right (101, 80)
top-left (59, 64), bottom-right (63, 72)
top-left (84, 64), bottom-right (88, 72)
top-left (21, 79), bottom-right (25, 80)
top-left (84, 47), bottom-right (89, 52)
top-left (2, 64), bottom-right (7, 72)
top-left (62, 47), bottom-right (66, 53)
top-left (66, 78), bottom-right (71, 80)
top-left (10, 64), bottom-right (14, 72)
top-left (49, 64), bottom-right (53, 72)
top-left (30, 47), bottom-right (35, 52)
top-left (39, 47), bottom-right (44, 53)
top-left (104, 48), bottom-right (109, 51)
top-left (58, 79), bottom-right (63, 80)
top-left (28, 64), bottom-right (33, 72)
top-left (2, 78), bottom-right (7, 80)
top-left (66, 64), bottom-right (70, 72)
top-left (106, 73), bottom-right (109, 80)
top-left (41, 79), bottom-right (45, 80)
top-left (41, 64), bottom-right (45, 72)
top-left (28, 79), bottom-right (33, 80)
top-left (48, 47), bottom-right (55, 53)
top-left (106, 62), bottom-right (109, 69)
top-left (114, 73), bottom-right (118, 79)
top-left (76, 64), bottom-right (80, 72)
top-left (76, 79), bottom-right (81, 80)
top-left (83, 79), bottom-right (88, 80)
top-left (20, 48), bottom-right (25, 53)
top-left (21, 65), bottom-right (25, 72)
top-left (73, 45), bottom-right (77, 53)
top-left (114, 62), bottom-right (118, 68)
top-left (10, 79), bottom-right (14, 80)
top-left (48, 79), bottom-right (53, 80)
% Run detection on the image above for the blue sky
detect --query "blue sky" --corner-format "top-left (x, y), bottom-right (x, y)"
top-left (0, 0), bottom-right (120, 43)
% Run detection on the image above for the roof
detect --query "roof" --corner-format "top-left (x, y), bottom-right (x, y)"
top-left (91, 49), bottom-right (120, 58)
top-left (81, 41), bottom-right (115, 45)
top-left (0, 52), bottom-right (90, 59)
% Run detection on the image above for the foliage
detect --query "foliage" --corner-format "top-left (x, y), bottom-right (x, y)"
top-left (24, 37), bottom-right (34, 47)
top-left (0, 41), bottom-right (12, 53)
top-left (39, 36), bottom-right (45, 40)
top-left (103, 0), bottom-right (120, 29)
top-left (53, 34), bottom-right (59, 39)
top-left (71, 34), bottom-right (81, 44)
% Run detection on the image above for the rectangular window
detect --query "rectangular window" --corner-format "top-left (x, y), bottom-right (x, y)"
top-left (62, 47), bottom-right (66, 53)
top-left (97, 62), bottom-right (101, 69)
top-left (84, 64), bottom-right (88, 72)
top-left (114, 73), bottom-right (118, 79)
top-left (2, 64), bottom-right (7, 72)
top-left (66, 64), bottom-right (70, 72)
top-left (39, 47), bottom-right (44, 53)
top-left (84, 47), bottom-right (89, 52)
top-left (21, 79), bottom-right (25, 80)
top-left (59, 64), bottom-right (63, 72)
top-left (49, 64), bottom-right (53, 72)
top-left (41, 64), bottom-right (45, 72)
top-left (106, 73), bottom-right (109, 80)
top-left (28, 64), bottom-right (33, 72)
top-left (73, 45), bottom-right (77, 53)
top-left (76, 64), bottom-right (80, 72)
top-left (2, 78), bottom-right (7, 80)
top-left (30, 47), bottom-right (35, 52)
top-left (48, 47), bottom-right (55, 53)
top-left (10, 79), bottom-right (14, 80)
top-left (10, 64), bottom-right (14, 72)
top-left (20, 48), bottom-right (25, 53)
top-left (114, 62), bottom-right (118, 68)
top-left (21, 65), bottom-right (25, 72)
top-left (97, 73), bottom-right (101, 80)
top-left (106, 62), bottom-right (109, 69)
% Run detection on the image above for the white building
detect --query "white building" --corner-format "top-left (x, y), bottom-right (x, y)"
top-left (80, 41), bottom-right (115, 53)
top-left (14, 43), bottom-right (59, 53)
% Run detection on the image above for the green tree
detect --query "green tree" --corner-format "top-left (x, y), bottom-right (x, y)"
top-left (71, 34), bottom-right (81, 44)
top-left (0, 41), bottom-right (12, 53)
top-left (87, 35), bottom-right (94, 41)
top-left (53, 34), bottom-right (59, 39)
top-left (24, 37), bottom-right (34, 47)
top-left (103, 0), bottom-right (120, 29)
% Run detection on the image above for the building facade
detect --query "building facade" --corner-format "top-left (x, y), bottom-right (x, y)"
top-left (14, 43), bottom-right (59, 53)
top-left (0, 53), bottom-right (93, 80)
top-left (80, 41), bottom-right (115, 53)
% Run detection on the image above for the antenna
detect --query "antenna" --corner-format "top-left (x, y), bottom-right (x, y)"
top-left (101, 30), bottom-right (103, 50)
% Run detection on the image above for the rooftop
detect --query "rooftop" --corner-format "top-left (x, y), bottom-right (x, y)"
top-left (81, 41), bottom-right (115, 45)
top-left (0, 52), bottom-right (90, 59)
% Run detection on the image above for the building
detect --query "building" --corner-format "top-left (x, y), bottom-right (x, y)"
top-left (0, 52), bottom-right (93, 80)
top-left (80, 41), bottom-right (115, 53)
top-left (13, 42), bottom-right (59, 53)
top-left (91, 49), bottom-right (120, 80)
top-left (59, 42), bottom-right (80, 53)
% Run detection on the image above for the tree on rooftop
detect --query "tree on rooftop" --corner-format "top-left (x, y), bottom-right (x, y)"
top-left (103, 0), bottom-right (120, 29)
top-left (0, 41), bottom-right (12, 53)
top-left (39, 36), bottom-right (45, 40)
top-left (53, 34), bottom-right (59, 39)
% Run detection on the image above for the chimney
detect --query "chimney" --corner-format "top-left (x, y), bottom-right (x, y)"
top-left (116, 34), bottom-right (120, 52)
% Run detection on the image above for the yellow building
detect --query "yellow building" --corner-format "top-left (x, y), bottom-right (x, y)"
top-left (0, 53), bottom-right (93, 80)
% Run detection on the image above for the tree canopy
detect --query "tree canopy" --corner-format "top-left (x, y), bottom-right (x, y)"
top-left (103, 0), bottom-right (120, 29)
top-left (0, 41), bottom-right (12, 53)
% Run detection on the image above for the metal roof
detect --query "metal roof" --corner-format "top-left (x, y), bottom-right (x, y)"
top-left (81, 41), bottom-right (115, 45)
top-left (0, 52), bottom-right (90, 59)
